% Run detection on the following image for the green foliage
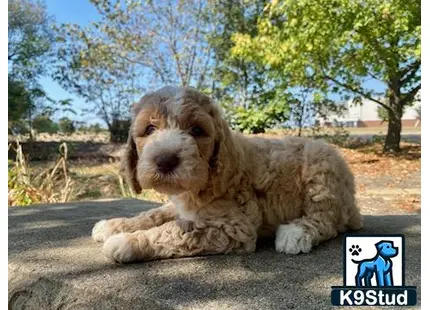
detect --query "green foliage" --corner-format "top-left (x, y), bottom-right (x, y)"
top-left (58, 117), bottom-right (75, 134)
top-left (377, 106), bottom-right (389, 122)
top-left (77, 123), bottom-right (104, 134)
top-left (32, 115), bottom-right (58, 133)
top-left (8, 78), bottom-right (31, 125)
top-left (109, 119), bottom-right (130, 143)
top-left (209, 1), bottom-right (268, 99)
top-left (224, 100), bottom-right (289, 134)
top-left (208, 1), bottom-right (342, 135)
top-left (8, 0), bottom-right (54, 81)
top-left (8, 1), bottom-right (74, 138)
top-left (232, 0), bottom-right (420, 152)
top-left (89, 123), bottom-right (103, 134)
top-left (8, 159), bottom-right (34, 206)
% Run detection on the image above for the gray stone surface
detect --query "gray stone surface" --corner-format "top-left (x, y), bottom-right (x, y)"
top-left (9, 199), bottom-right (421, 310)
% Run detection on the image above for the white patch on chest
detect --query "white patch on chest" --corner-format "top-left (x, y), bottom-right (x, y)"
top-left (170, 196), bottom-right (197, 221)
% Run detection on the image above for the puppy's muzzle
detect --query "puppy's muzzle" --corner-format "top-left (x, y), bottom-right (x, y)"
top-left (155, 153), bottom-right (180, 174)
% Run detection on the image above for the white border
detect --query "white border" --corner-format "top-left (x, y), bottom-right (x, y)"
top-left (3, 0), bottom-right (10, 306)
top-left (4, 1), bottom-right (425, 309)
top-left (421, 0), bottom-right (428, 308)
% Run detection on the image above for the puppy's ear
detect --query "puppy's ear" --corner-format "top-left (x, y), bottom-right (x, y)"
top-left (121, 105), bottom-right (142, 194)
top-left (207, 102), bottom-right (240, 195)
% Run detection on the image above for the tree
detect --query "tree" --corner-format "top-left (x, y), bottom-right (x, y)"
top-left (89, 123), bottom-right (103, 134)
top-left (208, 0), bottom-right (296, 133)
top-left (123, 0), bottom-right (213, 89)
top-left (8, 75), bottom-right (50, 138)
top-left (32, 114), bottom-right (58, 133)
top-left (233, 0), bottom-right (420, 152)
top-left (8, 0), bottom-right (54, 80)
top-left (58, 117), bottom-right (75, 135)
top-left (8, 0), bottom-right (61, 139)
top-left (54, 21), bottom-right (142, 142)
top-left (8, 78), bottom-right (31, 130)
top-left (289, 89), bottom-right (319, 137)
top-left (55, 0), bottom-right (213, 87)
top-left (209, 0), bottom-right (267, 103)
top-left (54, 0), bottom-right (215, 141)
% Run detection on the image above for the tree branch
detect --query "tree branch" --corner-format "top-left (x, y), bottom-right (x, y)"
top-left (324, 74), bottom-right (392, 111)
top-left (196, 48), bottom-right (212, 90)
top-left (401, 83), bottom-right (421, 106)
top-left (400, 61), bottom-right (421, 87)
top-left (399, 60), bottom-right (421, 80)
top-left (316, 58), bottom-right (391, 111)
top-left (186, 0), bottom-right (203, 86)
top-left (117, 53), bottom-right (169, 84)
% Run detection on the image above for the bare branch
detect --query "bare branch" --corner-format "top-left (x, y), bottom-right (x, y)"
top-left (196, 48), bottom-right (212, 90)
top-left (186, 0), bottom-right (204, 86)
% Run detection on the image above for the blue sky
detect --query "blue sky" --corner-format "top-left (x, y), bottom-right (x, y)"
top-left (41, 0), bottom-right (387, 127)
top-left (42, 0), bottom-right (102, 125)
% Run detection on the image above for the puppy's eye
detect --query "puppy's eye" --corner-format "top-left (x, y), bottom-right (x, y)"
top-left (190, 126), bottom-right (205, 137)
top-left (145, 125), bottom-right (156, 136)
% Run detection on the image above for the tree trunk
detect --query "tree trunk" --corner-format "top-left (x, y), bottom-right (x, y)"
top-left (384, 91), bottom-right (403, 153)
top-left (384, 110), bottom-right (402, 152)
top-left (383, 78), bottom-right (403, 153)
top-left (109, 119), bottom-right (131, 143)
top-left (28, 106), bottom-right (34, 141)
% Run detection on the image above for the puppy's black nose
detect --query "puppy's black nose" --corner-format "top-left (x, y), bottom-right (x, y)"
top-left (155, 154), bottom-right (179, 173)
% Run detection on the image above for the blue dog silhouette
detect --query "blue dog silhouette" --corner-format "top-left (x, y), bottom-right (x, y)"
top-left (353, 240), bottom-right (398, 287)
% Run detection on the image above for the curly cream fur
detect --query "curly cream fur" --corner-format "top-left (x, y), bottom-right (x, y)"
top-left (93, 86), bottom-right (363, 263)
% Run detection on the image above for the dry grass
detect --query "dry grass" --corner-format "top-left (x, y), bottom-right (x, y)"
top-left (8, 132), bottom-right (110, 143)
top-left (8, 142), bottom-right (74, 206)
top-left (65, 159), bottom-right (168, 203)
top-left (8, 130), bottom-right (420, 207)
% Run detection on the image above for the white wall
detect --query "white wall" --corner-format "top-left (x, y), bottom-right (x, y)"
top-left (323, 99), bottom-right (420, 122)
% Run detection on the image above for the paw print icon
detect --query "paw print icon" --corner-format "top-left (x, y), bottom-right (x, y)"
top-left (349, 245), bottom-right (362, 256)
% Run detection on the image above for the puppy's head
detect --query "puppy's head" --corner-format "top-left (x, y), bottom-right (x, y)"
top-left (122, 86), bottom-right (226, 196)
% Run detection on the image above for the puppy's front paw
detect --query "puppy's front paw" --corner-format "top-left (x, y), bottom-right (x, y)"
top-left (275, 223), bottom-right (313, 254)
top-left (92, 219), bottom-right (113, 243)
top-left (103, 233), bottom-right (137, 263)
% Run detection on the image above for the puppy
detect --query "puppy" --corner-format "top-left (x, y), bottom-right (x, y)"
top-left (92, 86), bottom-right (363, 263)
top-left (354, 241), bottom-right (398, 287)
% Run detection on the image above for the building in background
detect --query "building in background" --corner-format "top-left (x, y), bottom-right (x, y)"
top-left (318, 97), bottom-right (421, 128)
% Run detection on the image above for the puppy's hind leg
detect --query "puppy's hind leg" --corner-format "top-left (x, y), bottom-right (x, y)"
top-left (275, 170), bottom-right (339, 254)
top-left (275, 210), bottom-right (338, 254)
top-left (276, 142), bottom-right (361, 254)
